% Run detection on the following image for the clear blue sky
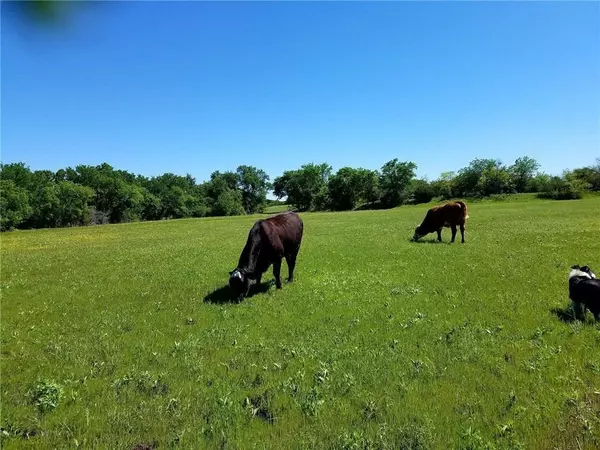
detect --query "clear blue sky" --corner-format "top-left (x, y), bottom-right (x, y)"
top-left (2, 1), bottom-right (599, 185)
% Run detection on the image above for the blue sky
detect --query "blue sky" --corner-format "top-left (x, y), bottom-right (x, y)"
top-left (2, 1), bottom-right (599, 186)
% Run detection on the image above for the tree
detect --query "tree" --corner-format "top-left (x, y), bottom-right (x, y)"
top-left (509, 157), bottom-right (540, 192)
top-left (61, 163), bottom-right (133, 222)
top-left (328, 167), bottom-right (380, 210)
top-left (144, 172), bottom-right (206, 219)
top-left (476, 165), bottom-right (514, 196)
top-left (235, 165), bottom-right (270, 214)
top-left (53, 182), bottom-right (94, 226)
top-left (378, 159), bottom-right (417, 208)
top-left (360, 169), bottom-right (381, 204)
top-left (407, 179), bottom-right (435, 204)
top-left (565, 161), bottom-right (600, 192)
top-left (0, 180), bottom-right (32, 231)
top-left (0, 162), bottom-right (33, 188)
top-left (453, 158), bottom-right (502, 197)
top-left (273, 163), bottom-right (332, 211)
top-left (212, 189), bottom-right (245, 216)
top-left (141, 190), bottom-right (163, 221)
top-left (431, 171), bottom-right (456, 199)
top-left (536, 176), bottom-right (585, 200)
top-left (328, 167), bottom-right (360, 211)
top-left (23, 180), bottom-right (94, 228)
top-left (527, 173), bottom-right (552, 193)
top-left (26, 181), bottom-right (61, 228)
top-left (272, 172), bottom-right (292, 201)
top-left (204, 171), bottom-right (244, 216)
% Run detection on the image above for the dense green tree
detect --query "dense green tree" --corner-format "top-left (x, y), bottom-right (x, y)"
top-left (407, 179), bottom-right (436, 204)
top-left (273, 163), bottom-right (332, 211)
top-left (537, 176), bottom-right (585, 200)
top-left (0, 180), bottom-right (32, 231)
top-left (0, 162), bottom-right (33, 188)
top-left (0, 155), bottom-right (597, 231)
top-left (430, 171), bottom-right (456, 199)
top-left (328, 167), bottom-right (379, 210)
top-left (564, 160), bottom-right (600, 192)
top-left (144, 173), bottom-right (205, 219)
top-left (527, 173), bottom-right (552, 193)
top-left (453, 159), bottom-right (502, 197)
top-left (378, 159), bottom-right (417, 207)
top-left (53, 182), bottom-right (95, 226)
top-left (235, 165), bottom-right (270, 214)
top-left (212, 189), bottom-right (246, 216)
top-left (509, 157), bottom-right (540, 193)
top-left (204, 171), bottom-right (244, 216)
top-left (476, 165), bottom-right (514, 196)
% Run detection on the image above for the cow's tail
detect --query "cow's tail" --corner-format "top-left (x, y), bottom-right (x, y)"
top-left (456, 201), bottom-right (469, 219)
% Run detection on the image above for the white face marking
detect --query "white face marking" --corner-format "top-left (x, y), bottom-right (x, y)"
top-left (231, 270), bottom-right (243, 280)
top-left (569, 268), bottom-right (592, 280)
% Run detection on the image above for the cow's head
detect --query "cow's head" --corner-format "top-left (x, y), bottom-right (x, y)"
top-left (569, 264), bottom-right (596, 280)
top-left (229, 269), bottom-right (250, 298)
top-left (412, 226), bottom-right (424, 241)
top-left (580, 265), bottom-right (597, 279)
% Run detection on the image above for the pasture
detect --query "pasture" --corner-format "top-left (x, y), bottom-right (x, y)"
top-left (1, 197), bottom-right (599, 449)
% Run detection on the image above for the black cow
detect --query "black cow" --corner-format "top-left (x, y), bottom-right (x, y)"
top-left (569, 264), bottom-right (600, 321)
top-left (229, 211), bottom-right (303, 298)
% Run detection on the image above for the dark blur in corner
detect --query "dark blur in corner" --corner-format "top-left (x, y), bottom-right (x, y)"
top-left (1, 0), bottom-right (118, 30)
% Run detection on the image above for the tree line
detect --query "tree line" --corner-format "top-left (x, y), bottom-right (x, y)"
top-left (273, 157), bottom-right (599, 213)
top-left (1, 157), bottom-right (599, 231)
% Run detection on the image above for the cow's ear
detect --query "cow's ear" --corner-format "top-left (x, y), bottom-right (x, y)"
top-left (571, 264), bottom-right (580, 270)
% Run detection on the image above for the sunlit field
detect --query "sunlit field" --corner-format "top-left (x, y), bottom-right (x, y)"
top-left (1, 197), bottom-right (599, 449)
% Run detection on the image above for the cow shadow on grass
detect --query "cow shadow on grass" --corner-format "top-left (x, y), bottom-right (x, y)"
top-left (203, 281), bottom-right (274, 304)
top-left (409, 238), bottom-right (445, 244)
top-left (551, 306), bottom-right (575, 323)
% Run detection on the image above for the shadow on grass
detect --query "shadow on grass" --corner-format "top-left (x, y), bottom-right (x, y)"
top-left (551, 306), bottom-right (575, 323)
top-left (409, 238), bottom-right (445, 244)
top-left (353, 201), bottom-right (389, 211)
top-left (203, 281), bottom-right (274, 304)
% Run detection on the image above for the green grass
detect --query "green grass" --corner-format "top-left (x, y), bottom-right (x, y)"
top-left (263, 203), bottom-right (291, 214)
top-left (1, 197), bottom-right (599, 449)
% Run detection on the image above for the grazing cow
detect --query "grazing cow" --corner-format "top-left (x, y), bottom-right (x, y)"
top-left (229, 211), bottom-right (303, 298)
top-left (412, 201), bottom-right (469, 243)
top-left (569, 264), bottom-right (600, 321)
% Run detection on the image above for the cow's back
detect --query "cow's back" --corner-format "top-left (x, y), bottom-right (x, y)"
top-left (422, 202), bottom-right (466, 227)
top-left (439, 202), bottom-right (467, 224)
top-left (263, 212), bottom-right (303, 248)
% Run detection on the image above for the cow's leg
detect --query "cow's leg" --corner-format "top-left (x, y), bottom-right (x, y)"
top-left (273, 259), bottom-right (282, 289)
top-left (460, 223), bottom-right (466, 243)
top-left (254, 274), bottom-right (262, 292)
top-left (571, 301), bottom-right (584, 321)
top-left (285, 250), bottom-right (297, 282)
top-left (450, 225), bottom-right (457, 243)
top-left (437, 228), bottom-right (442, 242)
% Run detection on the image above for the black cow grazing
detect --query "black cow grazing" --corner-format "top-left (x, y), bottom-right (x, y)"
top-left (412, 201), bottom-right (469, 243)
top-left (229, 211), bottom-right (303, 298)
top-left (569, 264), bottom-right (600, 321)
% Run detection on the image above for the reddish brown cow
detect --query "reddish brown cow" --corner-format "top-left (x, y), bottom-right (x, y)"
top-left (412, 201), bottom-right (469, 243)
top-left (229, 211), bottom-right (303, 298)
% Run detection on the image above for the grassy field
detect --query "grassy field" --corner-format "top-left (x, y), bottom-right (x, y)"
top-left (263, 203), bottom-right (292, 214)
top-left (1, 197), bottom-right (599, 449)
